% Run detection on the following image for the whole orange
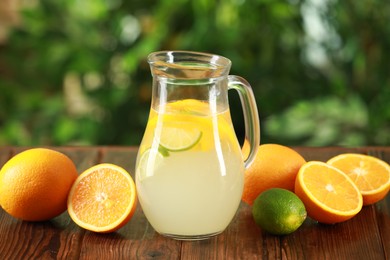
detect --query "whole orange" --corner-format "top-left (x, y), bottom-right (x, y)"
top-left (0, 148), bottom-right (78, 221)
top-left (242, 143), bottom-right (306, 205)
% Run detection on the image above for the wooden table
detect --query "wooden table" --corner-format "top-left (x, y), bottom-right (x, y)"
top-left (0, 146), bottom-right (389, 259)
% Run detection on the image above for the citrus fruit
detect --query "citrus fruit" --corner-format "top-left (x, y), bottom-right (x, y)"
top-left (136, 148), bottom-right (165, 181)
top-left (67, 163), bottom-right (137, 233)
top-left (159, 124), bottom-right (203, 152)
top-left (252, 188), bottom-right (307, 235)
top-left (327, 153), bottom-right (390, 205)
top-left (0, 148), bottom-right (78, 221)
top-left (295, 161), bottom-right (363, 224)
top-left (242, 143), bottom-right (306, 205)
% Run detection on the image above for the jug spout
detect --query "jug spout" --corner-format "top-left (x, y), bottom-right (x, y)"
top-left (148, 51), bottom-right (231, 80)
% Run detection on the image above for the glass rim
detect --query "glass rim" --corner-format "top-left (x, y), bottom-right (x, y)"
top-left (147, 50), bottom-right (232, 68)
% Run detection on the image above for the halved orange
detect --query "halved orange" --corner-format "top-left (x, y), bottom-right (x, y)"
top-left (295, 161), bottom-right (363, 224)
top-left (327, 153), bottom-right (390, 205)
top-left (67, 163), bottom-right (137, 233)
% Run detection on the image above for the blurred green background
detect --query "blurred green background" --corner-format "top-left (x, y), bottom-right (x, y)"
top-left (0, 0), bottom-right (389, 146)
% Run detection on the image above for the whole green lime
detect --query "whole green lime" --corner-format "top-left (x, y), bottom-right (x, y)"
top-left (252, 188), bottom-right (307, 235)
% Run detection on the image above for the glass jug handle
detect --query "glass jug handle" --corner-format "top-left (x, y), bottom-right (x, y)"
top-left (228, 75), bottom-right (260, 169)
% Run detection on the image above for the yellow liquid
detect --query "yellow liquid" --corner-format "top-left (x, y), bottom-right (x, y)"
top-left (136, 99), bottom-right (244, 238)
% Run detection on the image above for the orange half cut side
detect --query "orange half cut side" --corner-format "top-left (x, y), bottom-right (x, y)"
top-left (67, 163), bottom-right (137, 233)
top-left (327, 153), bottom-right (390, 205)
top-left (295, 161), bottom-right (363, 224)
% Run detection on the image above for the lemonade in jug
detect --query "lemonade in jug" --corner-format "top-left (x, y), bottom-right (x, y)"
top-left (135, 51), bottom-right (260, 240)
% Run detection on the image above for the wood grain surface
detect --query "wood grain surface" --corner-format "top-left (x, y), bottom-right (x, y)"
top-left (0, 146), bottom-right (389, 259)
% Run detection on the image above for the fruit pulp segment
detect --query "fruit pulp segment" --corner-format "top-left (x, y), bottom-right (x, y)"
top-left (71, 169), bottom-right (133, 227)
top-left (302, 165), bottom-right (360, 212)
top-left (330, 157), bottom-right (390, 192)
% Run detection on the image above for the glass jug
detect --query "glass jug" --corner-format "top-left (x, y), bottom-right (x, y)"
top-left (135, 51), bottom-right (260, 240)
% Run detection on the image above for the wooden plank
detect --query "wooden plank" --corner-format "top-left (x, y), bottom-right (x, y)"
top-left (0, 147), bottom-right (99, 259)
top-left (180, 203), bottom-right (281, 259)
top-left (0, 147), bottom-right (12, 166)
top-left (376, 196), bottom-right (390, 259)
top-left (283, 206), bottom-right (385, 259)
top-left (56, 146), bottom-right (100, 173)
top-left (0, 211), bottom-right (85, 259)
top-left (293, 146), bottom-right (367, 162)
top-left (77, 147), bottom-right (182, 259)
top-left (367, 147), bottom-right (390, 259)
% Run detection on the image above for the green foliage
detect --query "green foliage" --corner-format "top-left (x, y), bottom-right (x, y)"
top-left (0, 0), bottom-right (388, 146)
top-left (265, 95), bottom-right (369, 146)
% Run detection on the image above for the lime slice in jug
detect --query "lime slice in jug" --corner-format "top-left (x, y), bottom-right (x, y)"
top-left (137, 148), bottom-right (164, 181)
top-left (159, 126), bottom-right (202, 152)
